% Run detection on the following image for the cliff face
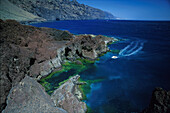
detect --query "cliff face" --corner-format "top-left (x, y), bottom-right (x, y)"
top-left (0, 0), bottom-right (46, 22)
top-left (0, 19), bottom-right (115, 112)
top-left (8, 0), bottom-right (114, 21)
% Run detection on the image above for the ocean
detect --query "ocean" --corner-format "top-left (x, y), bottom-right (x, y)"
top-left (31, 20), bottom-right (170, 113)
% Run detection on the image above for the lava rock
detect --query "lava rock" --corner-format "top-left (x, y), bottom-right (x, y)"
top-left (2, 76), bottom-right (67, 113)
top-left (51, 75), bottom-right (87, 113)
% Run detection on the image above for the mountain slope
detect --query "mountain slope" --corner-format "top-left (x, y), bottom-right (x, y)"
top-left (8, 0), bottom-right (114, 21)
top-left (0, 0), bottom-right (46, 22)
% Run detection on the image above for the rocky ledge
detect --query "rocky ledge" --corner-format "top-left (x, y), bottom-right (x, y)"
top-left (2, 75), bottom-right (86, 113)
top-left (0, 19), bottom-right (115, 112)
top-left (2, 76), bottom-right (67, 113)
top-left (51, 75), bottom-right (87, 113)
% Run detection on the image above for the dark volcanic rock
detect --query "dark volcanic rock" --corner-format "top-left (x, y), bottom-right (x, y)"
top-left (51, 75), bottom-right (87, 113)
top-left (64, 34), bottom-right (115, 60)
top-left (2, 76), bottom-right (67, 113)
top-left (8, 0), bottom-right (115, 21)
top-left (143, 88), bottom-right (170, 113)
top-left (0, 19), bottom-right (116, 112)
top-left (0, 19), bottom-right (72, 111)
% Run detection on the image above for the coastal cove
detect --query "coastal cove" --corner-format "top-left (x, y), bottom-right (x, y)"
top-left (31, 20), bottom-right (170, 113)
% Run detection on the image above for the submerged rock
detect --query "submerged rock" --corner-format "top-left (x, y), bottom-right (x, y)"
top-left (143, 88), bottom-right (170, 113)
top-left (51, 75), bottom-right (87, 113)
top-left (2, 76), bottom-right (67, 113)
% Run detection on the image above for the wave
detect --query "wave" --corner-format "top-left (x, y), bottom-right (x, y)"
top-left (119, 41), bottom-right (144, 57)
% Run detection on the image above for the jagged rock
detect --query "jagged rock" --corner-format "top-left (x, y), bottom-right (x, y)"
top-left (8, 0), bottom-right (115, 21)
top-left (2, 76), bottom-right (67, 113)
top-left (0, 19), bottom-right (115, 112)
top-left (143, 88), bottom-right (170, 113)
top-left (0, 19), bottom-right (72, 111)
top-left (51, 75), bottom-right (87, 113)
top-left (64, 35), bottom-right (114, 60)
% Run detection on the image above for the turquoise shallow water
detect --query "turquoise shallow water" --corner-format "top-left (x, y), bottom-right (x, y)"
top-left (31, 20), bottom-right (170, 112)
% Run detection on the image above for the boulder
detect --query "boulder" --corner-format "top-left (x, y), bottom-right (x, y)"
top-left (51, 75), bottom-right (87, 113)
top-left (2, 76), bottom-right (67, 113)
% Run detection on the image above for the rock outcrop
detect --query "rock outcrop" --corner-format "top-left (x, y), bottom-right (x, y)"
top-left (2, 76), bottom-right (67, 113)
top-left (0, 19), bottom-right (115, 112)
top-left (8, 0), bottom-right (114, 21)
top-left (63, 35), bottom-right (115, 60)
top-left (51, 75), bottom-right (87, 113)
top-left (0, 19), bottom-right (72, 111)
top-left (143, 88), bottom-right (170, 113)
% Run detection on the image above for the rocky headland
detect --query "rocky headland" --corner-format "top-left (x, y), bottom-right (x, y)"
top-left (0, 19), bottom-right (115, 112)
top-left (0, 19), bottom-right (170, 113)
top-left (0, 0), bottom-right (115, 23)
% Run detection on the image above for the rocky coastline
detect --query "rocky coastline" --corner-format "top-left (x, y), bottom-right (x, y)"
top-left (0, 19), bottom-right (169, 113)
top-left (0, 19), bottom-right (115, 112)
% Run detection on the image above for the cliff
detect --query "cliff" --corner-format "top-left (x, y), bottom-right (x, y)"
top-left (0, 19), bottom-right (115, 112)
top-left (0, 0), bottom-right (46, 22)
top-left (7, 0), bottom-right (114, 22)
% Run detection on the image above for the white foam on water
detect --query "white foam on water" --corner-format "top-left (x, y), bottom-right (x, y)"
top-left (119, 41), bottom-right (144, 57)
top-left (126, 41), bottom-right (139, 54)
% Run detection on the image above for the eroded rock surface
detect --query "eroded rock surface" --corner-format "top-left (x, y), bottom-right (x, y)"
top-left (0, 19), bottom-right (72, 111)
top-left (143, 88), bottom-right (170, 113)
top-left (51, 75), bottom-right (87, 113)
top-left (0, 19), bottom-right (115, 112)
top-left (64, 35), bottom-right (115, 60)
top-left (2, 76), bottom-right (67, 113)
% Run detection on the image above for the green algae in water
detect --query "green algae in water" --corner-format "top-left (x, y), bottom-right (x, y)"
top-left (39, 59), bottom-right (95, 95)
top-left (111, 49), bottom-right (120, 54)
top-left (78, 78), bottom-right (104, 101)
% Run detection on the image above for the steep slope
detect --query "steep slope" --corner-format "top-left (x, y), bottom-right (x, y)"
top-left (0, 0), bottom-right (45, 22)
top-left (8, 0), bottom-right (115, 21)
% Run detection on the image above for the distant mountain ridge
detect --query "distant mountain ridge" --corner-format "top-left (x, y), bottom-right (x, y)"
top-left (0, 0), bottom-right (45, 22)
top-left (7, 0), bottom-right (114, 21)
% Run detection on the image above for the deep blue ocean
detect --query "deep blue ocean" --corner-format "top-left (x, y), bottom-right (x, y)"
top-left (31, 20), bottom-right (170, 113)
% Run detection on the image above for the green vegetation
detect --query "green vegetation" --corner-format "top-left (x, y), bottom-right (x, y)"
top-left (39, 58), bottom-right (96, 95)
top-left (111, 49), bottom-right (120, 54)
top-left (78, 78), bottom-right (104, 113)
top-left (78, 78), bottom-right (104, 100)
top-left (86, 105), bottom-right (93, 113)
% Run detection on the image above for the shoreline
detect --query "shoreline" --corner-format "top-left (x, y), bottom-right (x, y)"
top-left (0, 19), bottom-right (117, 113)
